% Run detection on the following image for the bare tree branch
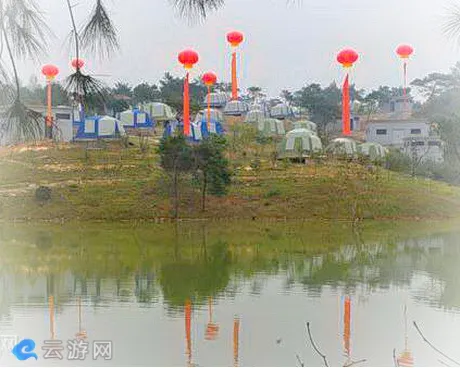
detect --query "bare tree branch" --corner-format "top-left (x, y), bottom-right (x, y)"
top-left (306, 322), bottom-right (329, 367)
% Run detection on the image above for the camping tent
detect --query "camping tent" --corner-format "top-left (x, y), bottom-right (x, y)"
top-left (202, 92), bottom-right (229, 108)
top-left (293, 120), bottom-right (318, 133)
top-left (245, 109), bottom-right (265, 124)
top-left (73, 116), bottom-right (125, 140)
top-left (162, 120), bottom-right (182, 139)
top-left (119, 108), bottom-right (154, 129)
top-left (326, 138), bottom-right (358, 157)
top-left (358, 142), bottom-right (387, 161)
top-left (270, 103), bottom-right (294, 120)
top-left (142, 102), bottom-right (176, 122)
top-left (257, 118), bottom-right (286, 136)
top-left (191, 119), bottom-right (225, 141)
top-left (223, 100), bottom-right (249, 116)
top-left (277, 128), bottom-right (322, 159)
top-left (195, 109), bottom-right (223, 123)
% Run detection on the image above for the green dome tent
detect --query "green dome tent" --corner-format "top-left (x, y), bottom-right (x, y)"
top-left (326, 138), bottom-right (358, 157)
top-left (277, 128), bottom-right (322, 159)
top-left (142, 102), bottom-right (176, 122)
top-left (257, 118), bottom-right (286, 136)
top-left (245, 109), bottom-right (265, 124)
top-left (358, 142), bottom-right (387, 161)
top-left (293, 120), bottom-right (317, 133)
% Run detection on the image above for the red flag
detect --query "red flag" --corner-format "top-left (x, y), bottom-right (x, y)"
top-left (231, 52), bottom-right (238, 100)
top-left (342, 74), bottom-right (351, 136)
top-left (183, 72), bottom-right (190, 136)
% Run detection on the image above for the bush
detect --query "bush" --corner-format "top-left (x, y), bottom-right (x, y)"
top-left (264, 187), bottom-right (282, 198)
top-left (35, 186), bottom-right (52, 203)
top-left (385, 149), bottom-right (411, 173)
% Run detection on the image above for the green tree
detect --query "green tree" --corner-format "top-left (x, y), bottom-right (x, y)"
top-left (193, 135), bottom-right (232, 211)
top-left (133, 83), bottom-right (160, 105)
top-left (157, 135), bottom-right (193, 219)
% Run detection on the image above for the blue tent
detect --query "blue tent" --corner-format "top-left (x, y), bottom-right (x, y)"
top-left (191, 119), bottom-right (225, 141)
top-left (119, 108), bottom-right (155, 129)
top-left (162, 120), bottom-right (182, 139)
top-left (73, 116), bottom-right (125, 140)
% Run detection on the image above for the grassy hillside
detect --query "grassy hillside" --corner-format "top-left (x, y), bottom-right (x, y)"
top-left (0, 139), bottom-right (459, 222)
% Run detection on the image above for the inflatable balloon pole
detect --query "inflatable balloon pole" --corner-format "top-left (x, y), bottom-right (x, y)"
top-left (202, 72), bottom-right (217, 131)
top-left (227, 32), bottom-right (244, 101)
top-left (337, 49), bottom-right (359, 136)
top-left (178, 50), bottom-right (199, 137)
top-left (41, 65), bottom-right (59, 139)
top-left (396, 45), bottom-right (414, 112)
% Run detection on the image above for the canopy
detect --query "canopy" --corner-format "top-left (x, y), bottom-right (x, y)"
top-left (270, 103), bottom-right (294, 120)
top-left (278, 128), bottom-right (322, 159)
top-left (202, 92), bottom-right (229, 108)
top-left (195, 109), bottom-right (223, 123)
top-left (326, 138), bottom-right (358, 156)
top-left (293, 120), bottom-right (317, 133)
top-left (142, 102), bottom-right (176, 122)
top-left (358, 142), bottom-right (387, 161)
top-left (224, 100), bottom-right (249, 116)
top-left (119, 108), bottom-right (154, 129)
top-left (191, 119), bottom-right (225, 141)
top-left (74, 116), bottom-right (125, 140)
top-left (245, 109), bottom-right (266, 124)
top-left (257, 118), bottom-right (285, 136)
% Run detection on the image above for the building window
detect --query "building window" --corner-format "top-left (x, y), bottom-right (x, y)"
top-left (411, 141), bottom-right (425, 146)
top-left (56, 113), bottom-right (71, 120)
top-left (428, 141), bottom-right (441, 147)
top-left (376, 129), bottom-right (387, 135)
top-left (410, 129), bottom-right (422, 134)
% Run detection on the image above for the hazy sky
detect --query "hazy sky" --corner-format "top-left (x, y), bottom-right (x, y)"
top-left (17, 0), bottom-right (460, 97)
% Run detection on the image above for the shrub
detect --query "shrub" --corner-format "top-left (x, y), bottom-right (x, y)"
top-left (35, 186), bottom-right (52, 203)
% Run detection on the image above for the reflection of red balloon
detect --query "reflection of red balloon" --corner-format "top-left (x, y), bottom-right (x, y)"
top-left (396, 45), bottom-right (414, 59)
top-left (205, 323), bottom-right (219, 341)
top-left (71, 58), bottom-right (85, 69)
top-left (202, 72), bottom-right (217, 86)
top-left (41, 64), bottom-right (59, 79)
top-left (337, 49), bottom-right (359, 68)
top-left (227, 31), bottom-right (244, 47)
top-left (178, 49), bottom-right (199, 70)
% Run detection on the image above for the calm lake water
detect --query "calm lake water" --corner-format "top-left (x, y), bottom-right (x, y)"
top-left (0, 221), bottom-right (460, 367)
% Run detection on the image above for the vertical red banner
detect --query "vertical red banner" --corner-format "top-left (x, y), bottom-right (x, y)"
top-left (232, 52), bottom-right (238, 100)
top-left (183, 72), bottom-right (190, 136)
top-left (342, 74), bottom-right (351, 136)
top-left (207, 86), bottom-right (211, 130)
top-left (185, 299), bottom-right (192, 366)
top-left (233, 317), bottom-right (240, 367)
top-left (344, 296), bottom-right (351, 357)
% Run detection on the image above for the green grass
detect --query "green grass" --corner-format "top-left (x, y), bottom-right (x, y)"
top-left (1, 141), bottom-right (460, 222)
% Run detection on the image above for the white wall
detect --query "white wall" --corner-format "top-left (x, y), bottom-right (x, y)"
top-left (366, 121), bottom-right (430, 147)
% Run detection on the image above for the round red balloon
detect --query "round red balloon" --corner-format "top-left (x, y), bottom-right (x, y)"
top-left (41, 64), bottom-right (59, 79)
top-left (71, 58), bottom-right (85, 69)
top-left (178, 49), bottom-right (199, 69)
top-left (337, 49), bottom-right (359, 68)
top-left (202, 72), bottom-right (217, 86)
top-left (396, 44), bottom-right (414, 59)
top-left (227, 31), bottom-right (244, 47)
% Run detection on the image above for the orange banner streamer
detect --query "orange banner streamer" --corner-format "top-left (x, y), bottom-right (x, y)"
top-left (344, 296), bottom-right (351, 357)
top-left (233, 317), bottom-right (240, 367)
top-left (49, 295), bottom-right (55, 340)
top-left (183, 72), bottom-right (190, 136)
top-left (342, 74), bottom-right (351, 136)
top-left (207, 86), bottom-right (211, 131)
top-left (185, 299), bottom-right (192, 366)
top-left (46, 80), bottom-right (52, 128)
top-left (231, 52), bottom-right (238, 101)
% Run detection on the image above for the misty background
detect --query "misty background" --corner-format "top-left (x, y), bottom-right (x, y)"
top-left (16, 0), bottom-right (460, 97)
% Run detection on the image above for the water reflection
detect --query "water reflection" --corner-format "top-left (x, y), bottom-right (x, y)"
top-left (0, 222), bottom-right (460, 365)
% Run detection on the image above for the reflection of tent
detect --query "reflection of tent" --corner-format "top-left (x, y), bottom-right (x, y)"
top-left (119, 109), bottom-right (154, 129)
top-left (73, 116), bottom-right (125, 140)
top-left (257, 118), bottom-right (285, 136)
top-left (142, 102), bottom-right (176, 122)
top-left (358, 142), bottom-right (387, 161)
top-left (195, 109), bottom-right (223, 123)
top-left (224, 100), bottom-right (249, 116)
top-left (203, 92), bottom-right (229, 108)
top-left (293, 120), bottom-right (317, 133)
top-left (270, 103), bottom-right (294, 120)
top-left (326, 138), bottom-right (358, 156)
top-left (191, 119), bottom-right (225, 141)
top-left (277, 129), bottom-right (322, 159)
top-left (245, 110), bottom-right (265, 124)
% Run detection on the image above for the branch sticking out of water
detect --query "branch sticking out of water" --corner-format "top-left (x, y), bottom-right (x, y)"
top-left (393, 348), bottom-right (399, 367)
top-left (296, 353), bottom-right (305, 367)
top-left (306, 322), bottom-right (329, 367)
top-left (344, 359), bottom-right (367, 367)
top-left (413, 321), bottom-right (460, 366)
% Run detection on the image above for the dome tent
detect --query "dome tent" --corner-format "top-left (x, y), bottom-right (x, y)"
top-left (257, 118), bottom-right (286, 136)
top-left (245, 109), bottom-right (265, 124)
top-left (326, 138), bottom-right (358, 157)
top-left (195, 109), bottom-right (223, 123)
top-left (119, 108), bottom-right (154, 129)
top-left (277, 129), bottom-right (322, 159)
top-left (358, 142), bottom-right (387, 161)
top-left (270, 103), bottom-right (294, 120)
top-left (73, 116), bottom-right (125, 140)
top-left (293, 120), bottom-right (317, 133)
top-left (190, 119), bottom-right (225, 141)
top-left (202, 92), bottom-right (229, 108)
top-left (142, 102), bottom-right (176, 122)
top-left (223, 100), bottom-right (249, 116)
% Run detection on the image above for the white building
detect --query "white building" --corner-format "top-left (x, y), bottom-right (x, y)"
top-left (402, 136), bottom-right (444, 164)
top-left (366, 119), bottom-right (430, 148)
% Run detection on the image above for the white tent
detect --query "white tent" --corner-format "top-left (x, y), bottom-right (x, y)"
top-left (195, 109), bottom-right (223, 123)
top-left (74, 116), bottom-right (125, 140)
top-left (326, 138), bottom-right (358, 156)
top-left (293, 120), bottom-right (318, 133)
top-left (202, 92), bottom-right (229, 108)
top-left (358, 142), bottom-right (387, 160)
top-left (245, 109), bottom-right (266, 124)
top-left (142, 102), bottom-right (175, 122)
top-left (270, 103), bottom-right (294, 119)
top-left (224, 100), bottom-right (249, 116)
top-left (278, 128), bottom-right (322, 159)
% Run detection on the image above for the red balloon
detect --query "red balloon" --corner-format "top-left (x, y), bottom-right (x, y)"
top-left (202, 72), bottom-right (217, 86)
top-left (41, 64), bottom-right (59, 79)
top-left (337, 49), bottom-right (359, 68)
top-left (71, 58), bottom-right (85, 69)
top-left (178, 49), bottom-right (199, 70)
top-left (227, 31), bottom-right (244, 47)
top-left (396, 44), bottom-right (414, 59)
